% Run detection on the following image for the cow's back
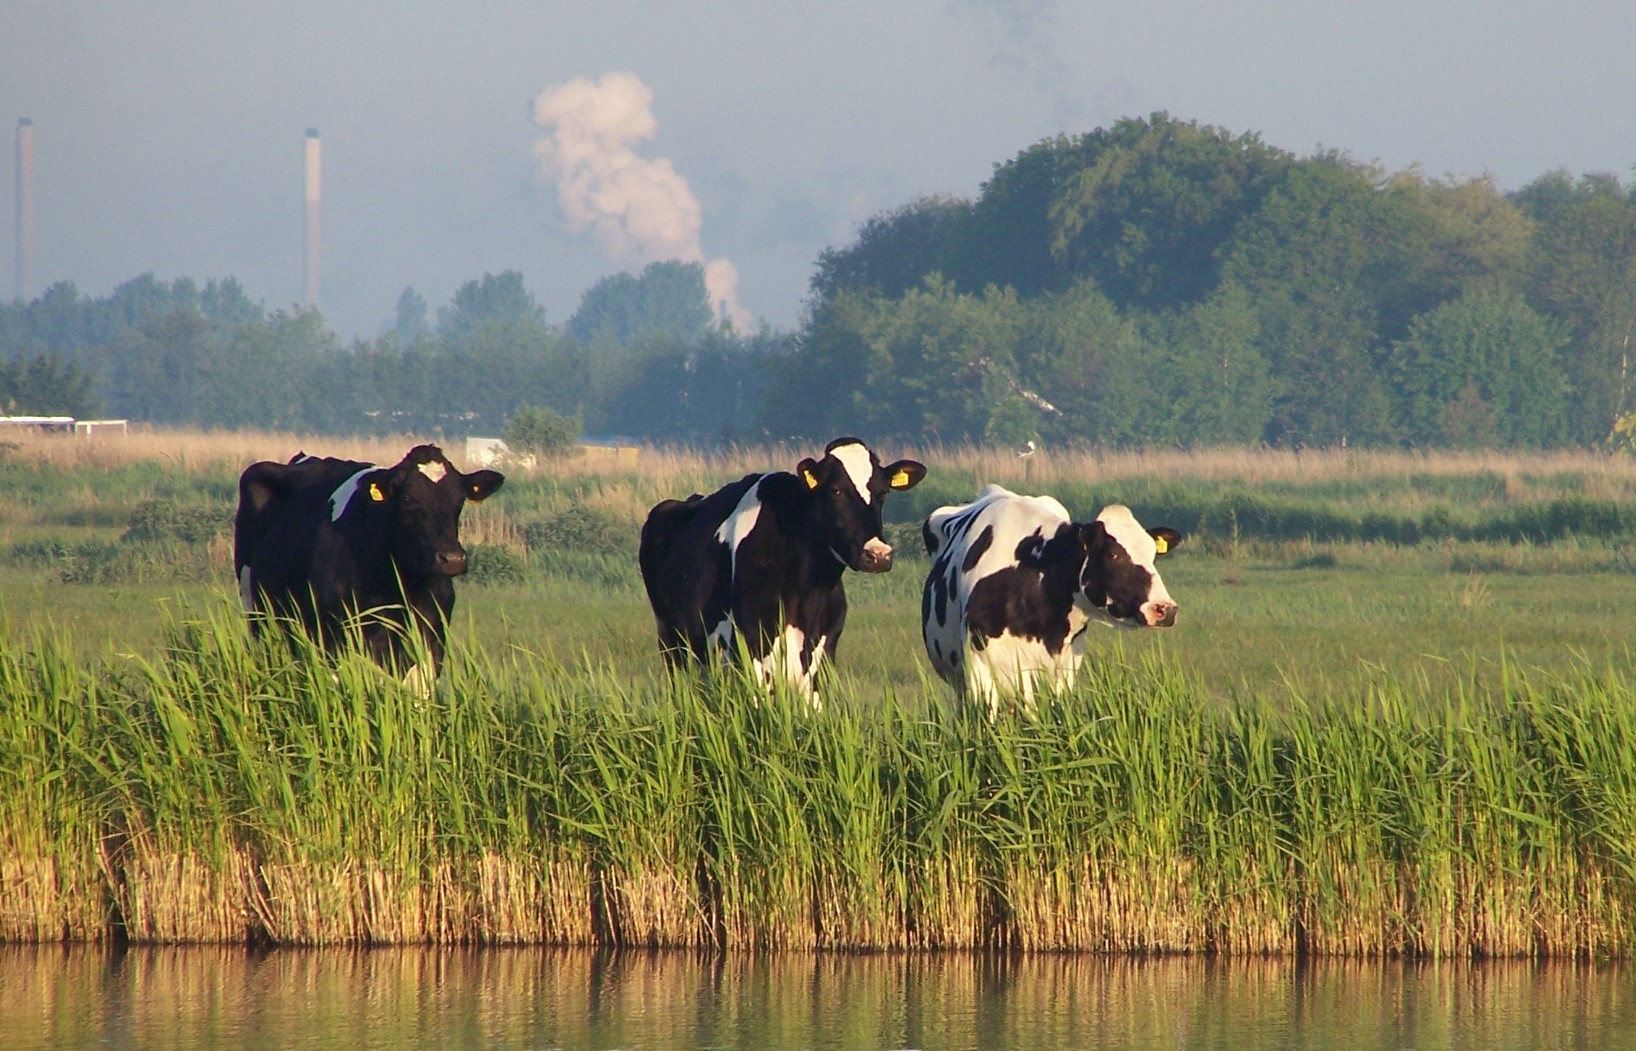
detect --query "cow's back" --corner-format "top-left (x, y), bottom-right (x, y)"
top-left (236, 455), bottom-right (373, 606)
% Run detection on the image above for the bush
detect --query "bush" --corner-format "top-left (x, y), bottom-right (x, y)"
top-left (522, 506), bottom-right (635, 555)
top-left (466, 543), bottom-right (528, 585)
top-left (503, 405), bottom-right (582, 457)
top-left (122, 500), bottom-right (227, 545)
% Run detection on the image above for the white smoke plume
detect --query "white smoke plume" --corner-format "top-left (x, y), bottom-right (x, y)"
top-left (532, 71), bottom-right (750, 331)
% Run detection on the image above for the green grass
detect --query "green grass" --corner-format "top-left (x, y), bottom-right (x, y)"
top-left (4, 607), bottom-right (1636, 955)
top-left (6, 445), bottom-right (1636, 954)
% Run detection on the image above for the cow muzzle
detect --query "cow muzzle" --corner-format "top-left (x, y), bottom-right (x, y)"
top-left (858, 537), bottom-right (894, 573)
top-left (1140, 600), bottom-right (1178, 628)
top-left (433, 547), bottom-right (469, 576)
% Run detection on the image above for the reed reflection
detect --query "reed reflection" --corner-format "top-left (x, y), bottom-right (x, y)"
top-left (2, 947), bottom-right (1630, 1050)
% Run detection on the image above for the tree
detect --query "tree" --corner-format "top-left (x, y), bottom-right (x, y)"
top-left (391, 286), bottom-right (430, 348)
top-left (1046, 113), bottom-right (1294, 311)
top-left (568, 260), bottom-right (713, 346)
top-left (1387, 289), bottom-right (1567, 448)
top-left (437, 271), bottom-right (547, 347)
top-left (503, 404), bottom-right (581, 456)
top-left (1144, 283), bottom-right (1274, 446)
top-left (1014, 279), bottom-right (1143, 444)
top-left (1514, 172), bottom-right (1636, 443)
top-left (809, 194), bottom-right (973, 303)
top-left (1220, 156), bottom-right (1407, 446)
top-left (0, 354), bottom-right (97, 417)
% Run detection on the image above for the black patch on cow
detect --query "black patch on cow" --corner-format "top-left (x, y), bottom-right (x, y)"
top-left (963, 523), bottom-right (1089, 657)
top-left (961, 525), bottom-right (993, 574)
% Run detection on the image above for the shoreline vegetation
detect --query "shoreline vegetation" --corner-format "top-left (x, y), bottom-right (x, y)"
top-left (3, 614), bottom-right (1635, 956)
top-left (2, 429), bottom-right (1636, 956)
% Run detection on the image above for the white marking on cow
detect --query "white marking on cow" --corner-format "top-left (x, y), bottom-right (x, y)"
top-left (965, 628), bottom-right (1081, 718)
top-left (402, 662), bottom-right (434, 698)
top-left (829, 441), bottom-right (876, 506)
top-left (328, 466), bottom-right (375, 522)
top-left (714, 478), bottom-right (766, 575)
top-left (707, 617), bottom-right (735, 654)
top-left (750, 625), bottom-right (825, 709)
top-left (238, 566), bottom-right (256, 613)
top-left (417, 460), bottom-right (447, 484)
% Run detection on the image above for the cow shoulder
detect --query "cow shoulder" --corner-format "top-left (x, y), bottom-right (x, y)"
top-left (236, 457), bottom-right (363, 559)
top-left (713, 471), bottom-right (795, 551)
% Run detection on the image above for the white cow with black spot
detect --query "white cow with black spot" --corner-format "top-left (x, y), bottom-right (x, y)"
top-left (921, 484), bottom-right (1181, 714)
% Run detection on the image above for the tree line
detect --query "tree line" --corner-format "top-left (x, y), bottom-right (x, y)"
top-left (0, 264), bottom-right (786, 444)
top-left (4, 112), bottom-right (1636, 449)
top-left (776, 114), bottom-right (1636, 450)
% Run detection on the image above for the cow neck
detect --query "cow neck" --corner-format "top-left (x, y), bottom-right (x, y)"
top-left (1039, 525), bottom-right (1089, 621)
top-left (784, 475), bottom-right (850, 582)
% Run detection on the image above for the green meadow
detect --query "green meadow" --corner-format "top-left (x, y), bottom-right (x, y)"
top-left (3, 432), bottom-right (1636, 955)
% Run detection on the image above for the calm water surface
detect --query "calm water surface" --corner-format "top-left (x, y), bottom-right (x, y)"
top-left (3, 946), bottom-right (1632, 1050)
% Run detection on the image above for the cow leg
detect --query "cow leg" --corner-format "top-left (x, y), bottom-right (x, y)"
top-left (748, 625), bottom-right (825, 710)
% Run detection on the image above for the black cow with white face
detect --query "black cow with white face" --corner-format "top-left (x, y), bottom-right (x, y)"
top-left (234, 444), bottom-right (503, 688)
top-left (922, 484), bottom-right (1180, 714)
top-left (638, 437), bottom-right (926, 706)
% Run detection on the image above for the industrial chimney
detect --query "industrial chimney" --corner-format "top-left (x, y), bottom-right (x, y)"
top-left (303, 128), bottom-right (321, 308)
top-left (14, 118), bottom-right (34, 303)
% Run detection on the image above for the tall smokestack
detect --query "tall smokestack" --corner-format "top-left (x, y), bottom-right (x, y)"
top-left (14, 118), bottom-right (34, 303)
top-left (303, 128), bottom-right (321, 308)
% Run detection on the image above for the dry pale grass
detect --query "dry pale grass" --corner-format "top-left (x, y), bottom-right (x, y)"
top-left (0, 426), bottom-right (427, 473)
top-left (13, 426), bottom-right (1636, 492)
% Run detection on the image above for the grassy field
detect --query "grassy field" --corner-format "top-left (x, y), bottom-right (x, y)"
top-left (3, 429), bottom-right (1636, 955)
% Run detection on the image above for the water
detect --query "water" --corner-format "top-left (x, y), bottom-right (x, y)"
top-left (2, 946), bottom-right (1632, 1050)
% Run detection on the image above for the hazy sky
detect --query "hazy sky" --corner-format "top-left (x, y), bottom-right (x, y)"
top-left (5, 1), bottom-right (1635, 337)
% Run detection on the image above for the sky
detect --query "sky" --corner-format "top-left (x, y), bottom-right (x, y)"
top-left (4, 1), bottom-right (1636, 338)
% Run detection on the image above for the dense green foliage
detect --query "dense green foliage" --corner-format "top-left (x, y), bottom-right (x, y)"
top-left (0, 265), bottom-right (784, 443)
top-left (787, 114), bottom-right (1636, 449)
top-left (502, 405), bottom-right (583, 457)
top-left (4, 114), bottom-right (1636, 450)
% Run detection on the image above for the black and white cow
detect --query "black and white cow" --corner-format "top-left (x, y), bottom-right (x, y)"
top-left (638, 437), bottom-right (926, 705)
top-left (234, 444), bottom-right (504, 688)
top-left (921, 484), bottom-right (1180, 712)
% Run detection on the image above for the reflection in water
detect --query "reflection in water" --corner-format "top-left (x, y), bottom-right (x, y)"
top-left (2, 946), bottom-right (1631, 1050)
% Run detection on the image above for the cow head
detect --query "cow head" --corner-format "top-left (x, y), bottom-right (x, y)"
top-left (795, 436), bottom-right (926, 573)
top-left (1075, 505), bottom-right (1181, 628)
top-left (363, 444), bottom-right (504, 578)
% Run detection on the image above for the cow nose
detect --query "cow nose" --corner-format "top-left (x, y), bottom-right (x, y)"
top-left (436, 548), bottom-right (469, 576)
top-left (1143, 601), bottom-right (1178, 628)
top-left (860, 537), bottom-right (893, 573)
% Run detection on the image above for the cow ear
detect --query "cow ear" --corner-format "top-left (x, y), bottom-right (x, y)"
top-left (1149, 527), bottom-right (1182, 556)
top-left (366, 469), bottom-right (397, 504)
top-left (883, 459), bottom-right (927, 491)
top-left (465, 469), bottom-right (505, 503)
top-left (797, 458), bottom-right (822, 489)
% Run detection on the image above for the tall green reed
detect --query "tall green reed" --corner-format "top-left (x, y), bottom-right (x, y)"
top-left (3, 607), bottom-right (1636, 956)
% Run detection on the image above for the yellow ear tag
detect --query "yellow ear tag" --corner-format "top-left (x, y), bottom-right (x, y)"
top-left (369, 483), bottom-right (385, 502)
top-left (1153, 535), bottom-right (1168, 555)
top-left (802, 468), bottom-right (820, 489)
top-left (890, 469), bottom-right (912, 489)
